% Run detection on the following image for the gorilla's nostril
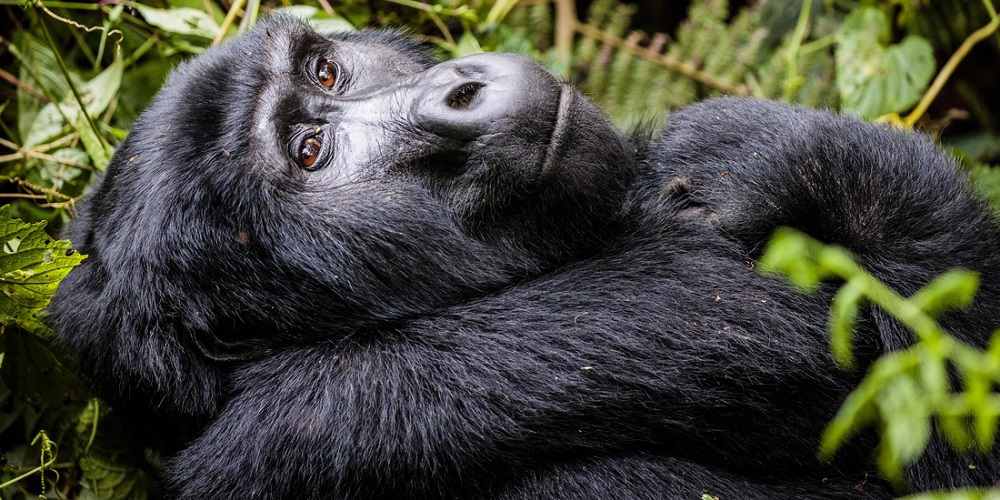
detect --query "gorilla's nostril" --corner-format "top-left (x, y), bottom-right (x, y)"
top-left (445, 82), bottom-right (485, 110)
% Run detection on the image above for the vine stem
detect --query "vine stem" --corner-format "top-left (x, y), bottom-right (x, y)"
top-left (0, 67), bottom-right (48, 101)
top-left (818, 245), bottom-right (986, 366)
top-left (782, 0), bottom-right (812, 101)
top-left (904, 0), bottom-right (999, 127)
top-left (34, 8), bottom-right (107, 149)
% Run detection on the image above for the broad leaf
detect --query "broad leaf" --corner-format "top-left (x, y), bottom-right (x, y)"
top-left (77, 115), bottom-right (112, 171)
top-left (0, 205), bottom-right (86, 334)
top-left (78, 456), bottom-right (150, 500)
top-left (24, 58), bottom-right (124, 148)
top-left (454, 32), bottom-right (484, 58)
top-left (13, 32), bottom-right (74, 143)
top-left (835, 7), bottom-right (935, 119)
top-left (133, 4), bottom-right (220, 39)
top-left (272, 6), bottom-right (355, 33)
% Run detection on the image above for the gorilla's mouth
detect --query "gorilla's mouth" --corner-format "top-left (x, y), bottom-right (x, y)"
top-left (540, 84), bottom-right (574, 176)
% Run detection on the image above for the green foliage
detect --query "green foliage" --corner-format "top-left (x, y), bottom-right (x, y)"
top-left (968, 162), bottom-right (1000, 212)
top-left (0, 205), bottom-right (85, 334)
top-left (0, 209), bottom-right (150, 499)
top-left (759, 228), bottom-right (1000, 491)
top-left (902, 489), bottom-right (1000, 500)
top-left (835, 7), bottom-right (935, 119)
top-left (0, 0), bottom-right (998, 497)
top-left (132, 4), bottom-right (221, 39)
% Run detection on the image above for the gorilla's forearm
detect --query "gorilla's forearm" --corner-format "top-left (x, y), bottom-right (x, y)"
top-left (168, 227), bottom-right (860, 498)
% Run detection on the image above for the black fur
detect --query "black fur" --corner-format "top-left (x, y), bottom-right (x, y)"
top-left (50, 17), bottom-right (1000, 499)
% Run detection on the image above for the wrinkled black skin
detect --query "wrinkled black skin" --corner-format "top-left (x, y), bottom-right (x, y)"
top-left (50, 16), bottom-right (1000, 499)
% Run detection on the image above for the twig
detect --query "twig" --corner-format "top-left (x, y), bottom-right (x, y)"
top-left (553, 0), bottom-right (576, 76)
top-left (574, 22), bottom-right (750, 96)
top-left (30, 150), bottom-right (95, 170)
top-left (0, 67), bottom-right (48, 101)
top-left (4, 177), bottom-right (74, 201)
top-left (22, 133), bottom-right (80, 154)
top-left (0, 193), bottom-right (47, 200)
top-left (0, 35), bottom-right (76, 127)
top-left (37, 0), bottom-right (123, 59)
top-left (484, 0), bottom-right (521, 27)
top-left (238, 0), bottom-right (260, 33)
top-left (123, 33), bottom-right (158, 68)
top-left (903, 0), bottom-right (999, 127)
top-left (384, 0), bottom-right (474, 19)
top-left (213, 0), bottom-right (246, 46)
top-left (316, 0), bottom-right (334, 16)
top-left (0, 0), bottom-right (97, 8)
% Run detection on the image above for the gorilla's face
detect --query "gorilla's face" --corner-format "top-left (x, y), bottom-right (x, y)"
top-left (67, 17), bottom-right (633, 353)
top-left (244, 24), bottom-right (572, 206)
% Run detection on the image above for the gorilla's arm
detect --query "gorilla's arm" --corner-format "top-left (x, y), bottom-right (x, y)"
top-left (652, 98), bottom-right (1000, 485)
top-left (654, 97), bottom-right (1000, 332)
top-left (167, 225), bottom-right (868, 498)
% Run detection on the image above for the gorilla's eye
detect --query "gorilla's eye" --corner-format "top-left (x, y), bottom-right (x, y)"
top-left (316, 59), bottom-right (338, 89)
top-left (297, 135), bottom-right (323, 170)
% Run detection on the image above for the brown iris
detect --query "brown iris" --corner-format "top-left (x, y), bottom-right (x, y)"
top-left (298, 136), bottom-right (322, 169)
top-left (316, 59), bottom-right (337, 89)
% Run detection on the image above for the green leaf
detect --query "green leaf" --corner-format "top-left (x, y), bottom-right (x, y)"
top-left (454, 32), bottom-right (484, 58)
top-left (974, 403), bottom-right (999, 452)
top-left (987, 329), bottom-right (1000, 366)
top-left (900, 488), bottom-right (1000, 500)
top-left (939, 413), bottom-right (974, 451)
top-left (77, 114), bottom-right (112, 171)
top-left (911, 269), bottom-right (980, 317)
top-left (133, 4), bottom-right (220, 39)
top-left (820, 379), bottom-right (879, 460)
top-left (25, 58), bottom-right (124, 148)
top-left (876, 375), bottom-right (931, 482)
top-left (32, 148), bottom-right (89, 192)
top-left (758, 227), bottom-right (825, 291)
top-left (0, 205), bottom-right (86, 335)
top-left (967, 163), bottom-right (1000, 214)
top-left (272, 6), bottom-right (355, 33)
top-left (835, 7), bottom-right (935, 119)
top-left (79, 456), bottom-right (150, 500)
top-left (14, 31), bottom-right (73, 143)
top-left (918, 350), bottom-right (949, 405)
top-left (829, 278), bottom-right (864, 368)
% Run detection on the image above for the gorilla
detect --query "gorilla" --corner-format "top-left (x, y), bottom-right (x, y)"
top-left (49, 15), bottom-right (1000, 499)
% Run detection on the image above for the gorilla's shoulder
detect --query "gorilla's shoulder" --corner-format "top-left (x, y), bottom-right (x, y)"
top-left (658, 96), bottom-right (940, 156)
top-left (650, 97), bottom-right (958, 184)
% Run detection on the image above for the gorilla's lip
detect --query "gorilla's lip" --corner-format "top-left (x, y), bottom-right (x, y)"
top-left (540, 84), bottom-right (574, 176)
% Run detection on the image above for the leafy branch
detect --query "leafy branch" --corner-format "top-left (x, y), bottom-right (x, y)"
top-left (0, 431), bottom-right (57, 495)
top-left (758, 228), bottom-right (1000, 489)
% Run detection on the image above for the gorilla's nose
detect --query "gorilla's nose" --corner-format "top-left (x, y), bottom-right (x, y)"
top-left (413, 53), bottom-right (559, 140)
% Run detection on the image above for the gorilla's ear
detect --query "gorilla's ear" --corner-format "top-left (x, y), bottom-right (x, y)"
top-left (49, 176), bottom-right (224, 419)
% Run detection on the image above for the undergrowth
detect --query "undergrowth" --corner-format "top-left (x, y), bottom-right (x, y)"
top-left (0, 0), bottom-right (999, 498)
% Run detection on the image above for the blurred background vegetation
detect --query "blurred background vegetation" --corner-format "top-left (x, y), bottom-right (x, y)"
top-left (0, 0), bottom-right (999, 498)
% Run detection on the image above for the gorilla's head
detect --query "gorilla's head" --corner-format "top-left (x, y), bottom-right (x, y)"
top-left (51, 16), bottom-right (635, 416)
